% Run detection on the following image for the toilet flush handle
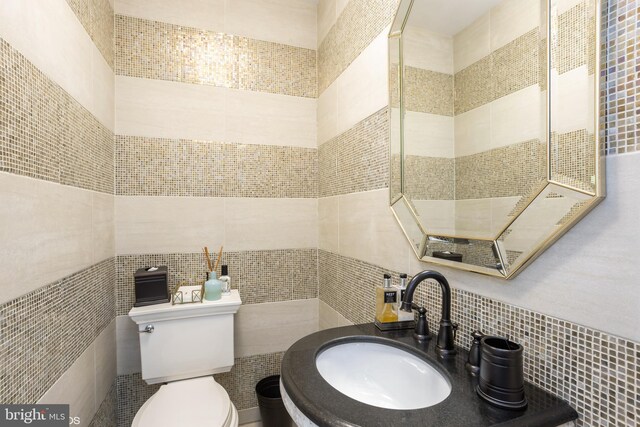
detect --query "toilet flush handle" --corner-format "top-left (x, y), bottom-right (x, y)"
top-left (138, 324), bottom-right (154, 334)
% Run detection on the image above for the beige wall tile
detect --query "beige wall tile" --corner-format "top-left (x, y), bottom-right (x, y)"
top-left (551, 66), bottom-right (594, 134)
top-left (490, 0), bottom-right (540, 52)
top-left (490, 196), bottom-right (522, 235)
top-left (115, 0), bottom-right (316, 49)
top-left (338, 189), bottom-right (411, 273)
top-left (115, 0), bottom-right (225, 33)
top-left (234, 299), bottom-right (319, 357)
top-left (318, 196), bottom-right (340, 253)
top-left (115, 196), bottom-right (225, 255)
top-left (225, 0), bottom-right (317, 49)
top-left (454, 198), bottom-right (493, 239)
top-left (319, 300), bottom-right (352, 330)
top-left (225, 89), bottom-right (317, 148)
top-left (411, 200), bottom-right (456, 235)
top-left (317, 82), bottom-right (338, 145)
top-left (0, 0), bottom-right (114, 131)
top-left (454, 104), bottom-right (491, 157)
top-left (453, 12), bottom-right (490, 73)
top-left (336, 28), bottom-right (390, 136)
top-left (317, 0), bottom-right (336, 47)
top-left (93, 193), bottom-right (115, 263)
top-left (94, 321), bottom-right (117, 407)
top-left (115, 76), bottom-right (226, 142)
top-left (405, 112), bottom-right (455, 158)
top-left (92, 51), bottom-right (115, 131)
top-left (225, 198), bottom-right (318, 251)
top-left (116, 76), bottom-right (317, 148)
top-left (403, 27), bottom-right (454, 75)
top-left (335, 0), bottom-right (349, 18)
top-left (0, 173), bottom-right (93, 305)
top-left (116, 315), bottom-right (141, 375)
top-left (38, 342), bottom-right (96, 427)
top-left (490, 85), bottom-right (542, 150)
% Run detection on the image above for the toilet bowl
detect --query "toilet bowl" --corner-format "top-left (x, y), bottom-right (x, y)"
top-left (132, 376), bottom-right (238, 427)
top-left (128, 290), bottom-right (243, 427)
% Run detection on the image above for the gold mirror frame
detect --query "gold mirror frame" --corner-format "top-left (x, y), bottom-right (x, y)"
top-left (389, 0), bottom-right (605, 279)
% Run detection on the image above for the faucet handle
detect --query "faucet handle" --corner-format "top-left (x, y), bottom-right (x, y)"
top-left (413, 306), bottom-right (430, 341)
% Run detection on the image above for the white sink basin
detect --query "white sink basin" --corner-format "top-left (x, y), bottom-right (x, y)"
top-left (315, 341), bottom-right (451, 410)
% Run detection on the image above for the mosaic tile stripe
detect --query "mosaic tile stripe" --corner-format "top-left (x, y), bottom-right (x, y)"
top-left (318, 250), bottom-right (639, 427)
top-left (455, 139), bottom-right (547, 200)
top-left (115, 15), bottom-right (317, 99)
top-left (556, 2), bottom-right (591, 75)
top-left (0, 258), bottom-right (116, 404)
top-left (601, 0), bottom-right (639, 155)
top-left (115, 352), bottom-right (284, 427)
top-left (66, 0), bottom-right (114, 69)
top-left (116, 249), bottom-right (318, 315)
top-left (550, 129), bottom-right (597, 193)
top-left (403, 155), bottom-right (455, 200)
top-left (454, 29), bottom-right (541, 115)
top-left (115, 136), bottom-right (317, 198)
top-left (0, 38), bottom-right (115, 194)
top-left (404, 67), bottom-right (454, 116)
top-left (89, 381), bottom-right (117, 427)
top-left (318, 0), bottom-right (400, 94)
top-left (319, 108), bottom-right (389, 197)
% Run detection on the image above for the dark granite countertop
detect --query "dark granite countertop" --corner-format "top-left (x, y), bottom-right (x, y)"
top-left (281, 324), bottom-right (578, 427)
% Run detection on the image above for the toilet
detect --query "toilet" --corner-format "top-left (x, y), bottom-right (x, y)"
top-left (128, 290), bottom-right (242, 427)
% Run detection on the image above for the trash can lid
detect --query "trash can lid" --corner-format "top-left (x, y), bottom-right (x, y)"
top-left (133, 377), bottom-right (234, 427)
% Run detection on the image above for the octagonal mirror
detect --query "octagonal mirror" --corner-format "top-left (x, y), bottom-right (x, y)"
top-left (389, 0), bottom-right (605, 278)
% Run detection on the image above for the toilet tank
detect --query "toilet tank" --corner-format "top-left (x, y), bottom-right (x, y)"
top-left (129, 290), bottom-right (242, 384)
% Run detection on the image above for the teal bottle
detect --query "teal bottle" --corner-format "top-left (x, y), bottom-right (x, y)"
top-left (204, 271), bottom-right (223, 301)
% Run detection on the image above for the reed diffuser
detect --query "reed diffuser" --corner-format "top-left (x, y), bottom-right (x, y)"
top-left (203, 246), bottom-right (224, 301)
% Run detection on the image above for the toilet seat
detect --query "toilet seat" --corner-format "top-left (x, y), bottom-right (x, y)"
top-left (132, 376), bottom-right (238, 427)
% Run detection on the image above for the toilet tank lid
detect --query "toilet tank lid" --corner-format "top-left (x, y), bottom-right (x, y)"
top-left (136, 377), bottom-right (232, 427)
top-left (129, 290), bottom-right (241, 323)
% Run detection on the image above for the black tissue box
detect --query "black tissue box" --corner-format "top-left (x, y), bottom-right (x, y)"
top-left (134, 266), bottom-right (170, 307)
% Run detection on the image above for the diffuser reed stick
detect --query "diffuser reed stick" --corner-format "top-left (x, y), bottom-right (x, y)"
top-left (203, 246), bottom-right (213, 272)
top-left (214, 246), bottom-right (223, 271)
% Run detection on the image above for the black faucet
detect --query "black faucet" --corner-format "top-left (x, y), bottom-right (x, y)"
top-left (400, 270), bottom-right (458, 357)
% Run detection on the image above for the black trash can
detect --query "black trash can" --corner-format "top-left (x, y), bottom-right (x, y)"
top-left (255, 375), bottom-right (293, 427)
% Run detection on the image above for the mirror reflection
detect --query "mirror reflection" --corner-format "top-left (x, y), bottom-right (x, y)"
top-left (389, 0), bottom-right (603, 278)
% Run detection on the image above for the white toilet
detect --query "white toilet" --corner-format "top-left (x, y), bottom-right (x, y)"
top-left (128, 290), bottom-right (242, 427)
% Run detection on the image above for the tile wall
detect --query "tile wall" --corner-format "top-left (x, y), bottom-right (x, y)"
top-left (0, 0), bottom-right (116, 426)
top-left (1, 0), bottom-right (638, 426)
top-left (111, 1), bottom-right (319, 425)
top-left (316, 0), bottom-right (639, 426)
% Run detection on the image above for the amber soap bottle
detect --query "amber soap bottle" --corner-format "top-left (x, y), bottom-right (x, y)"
top-left (376, 274), bottom-right (398, 323)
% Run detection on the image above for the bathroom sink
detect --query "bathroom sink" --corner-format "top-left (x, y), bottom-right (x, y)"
top-left (315, 340), bottom-right (451, 410)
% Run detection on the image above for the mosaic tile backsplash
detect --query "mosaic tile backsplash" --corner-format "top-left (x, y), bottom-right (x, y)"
top-left (319, 108), bottom-right (389, 197)
top-left (66, 0), bottom-right (115, 69)
top-left (116, 15), bottom-right (317, 98)
top-left (0, 258), bottom-right (116, 404)
top-left (318, 250), bottom-right (639, 427)
top-left (116, 136), bottom-right (317, 198)
top-left (116, 352), bottom-right (283, 427)
top-left (0, 39), bottom-right (114, 194)
top-left (601, 0), bottom-right (639, 155)
top-left (116, 249), bottom-right (318, 315)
